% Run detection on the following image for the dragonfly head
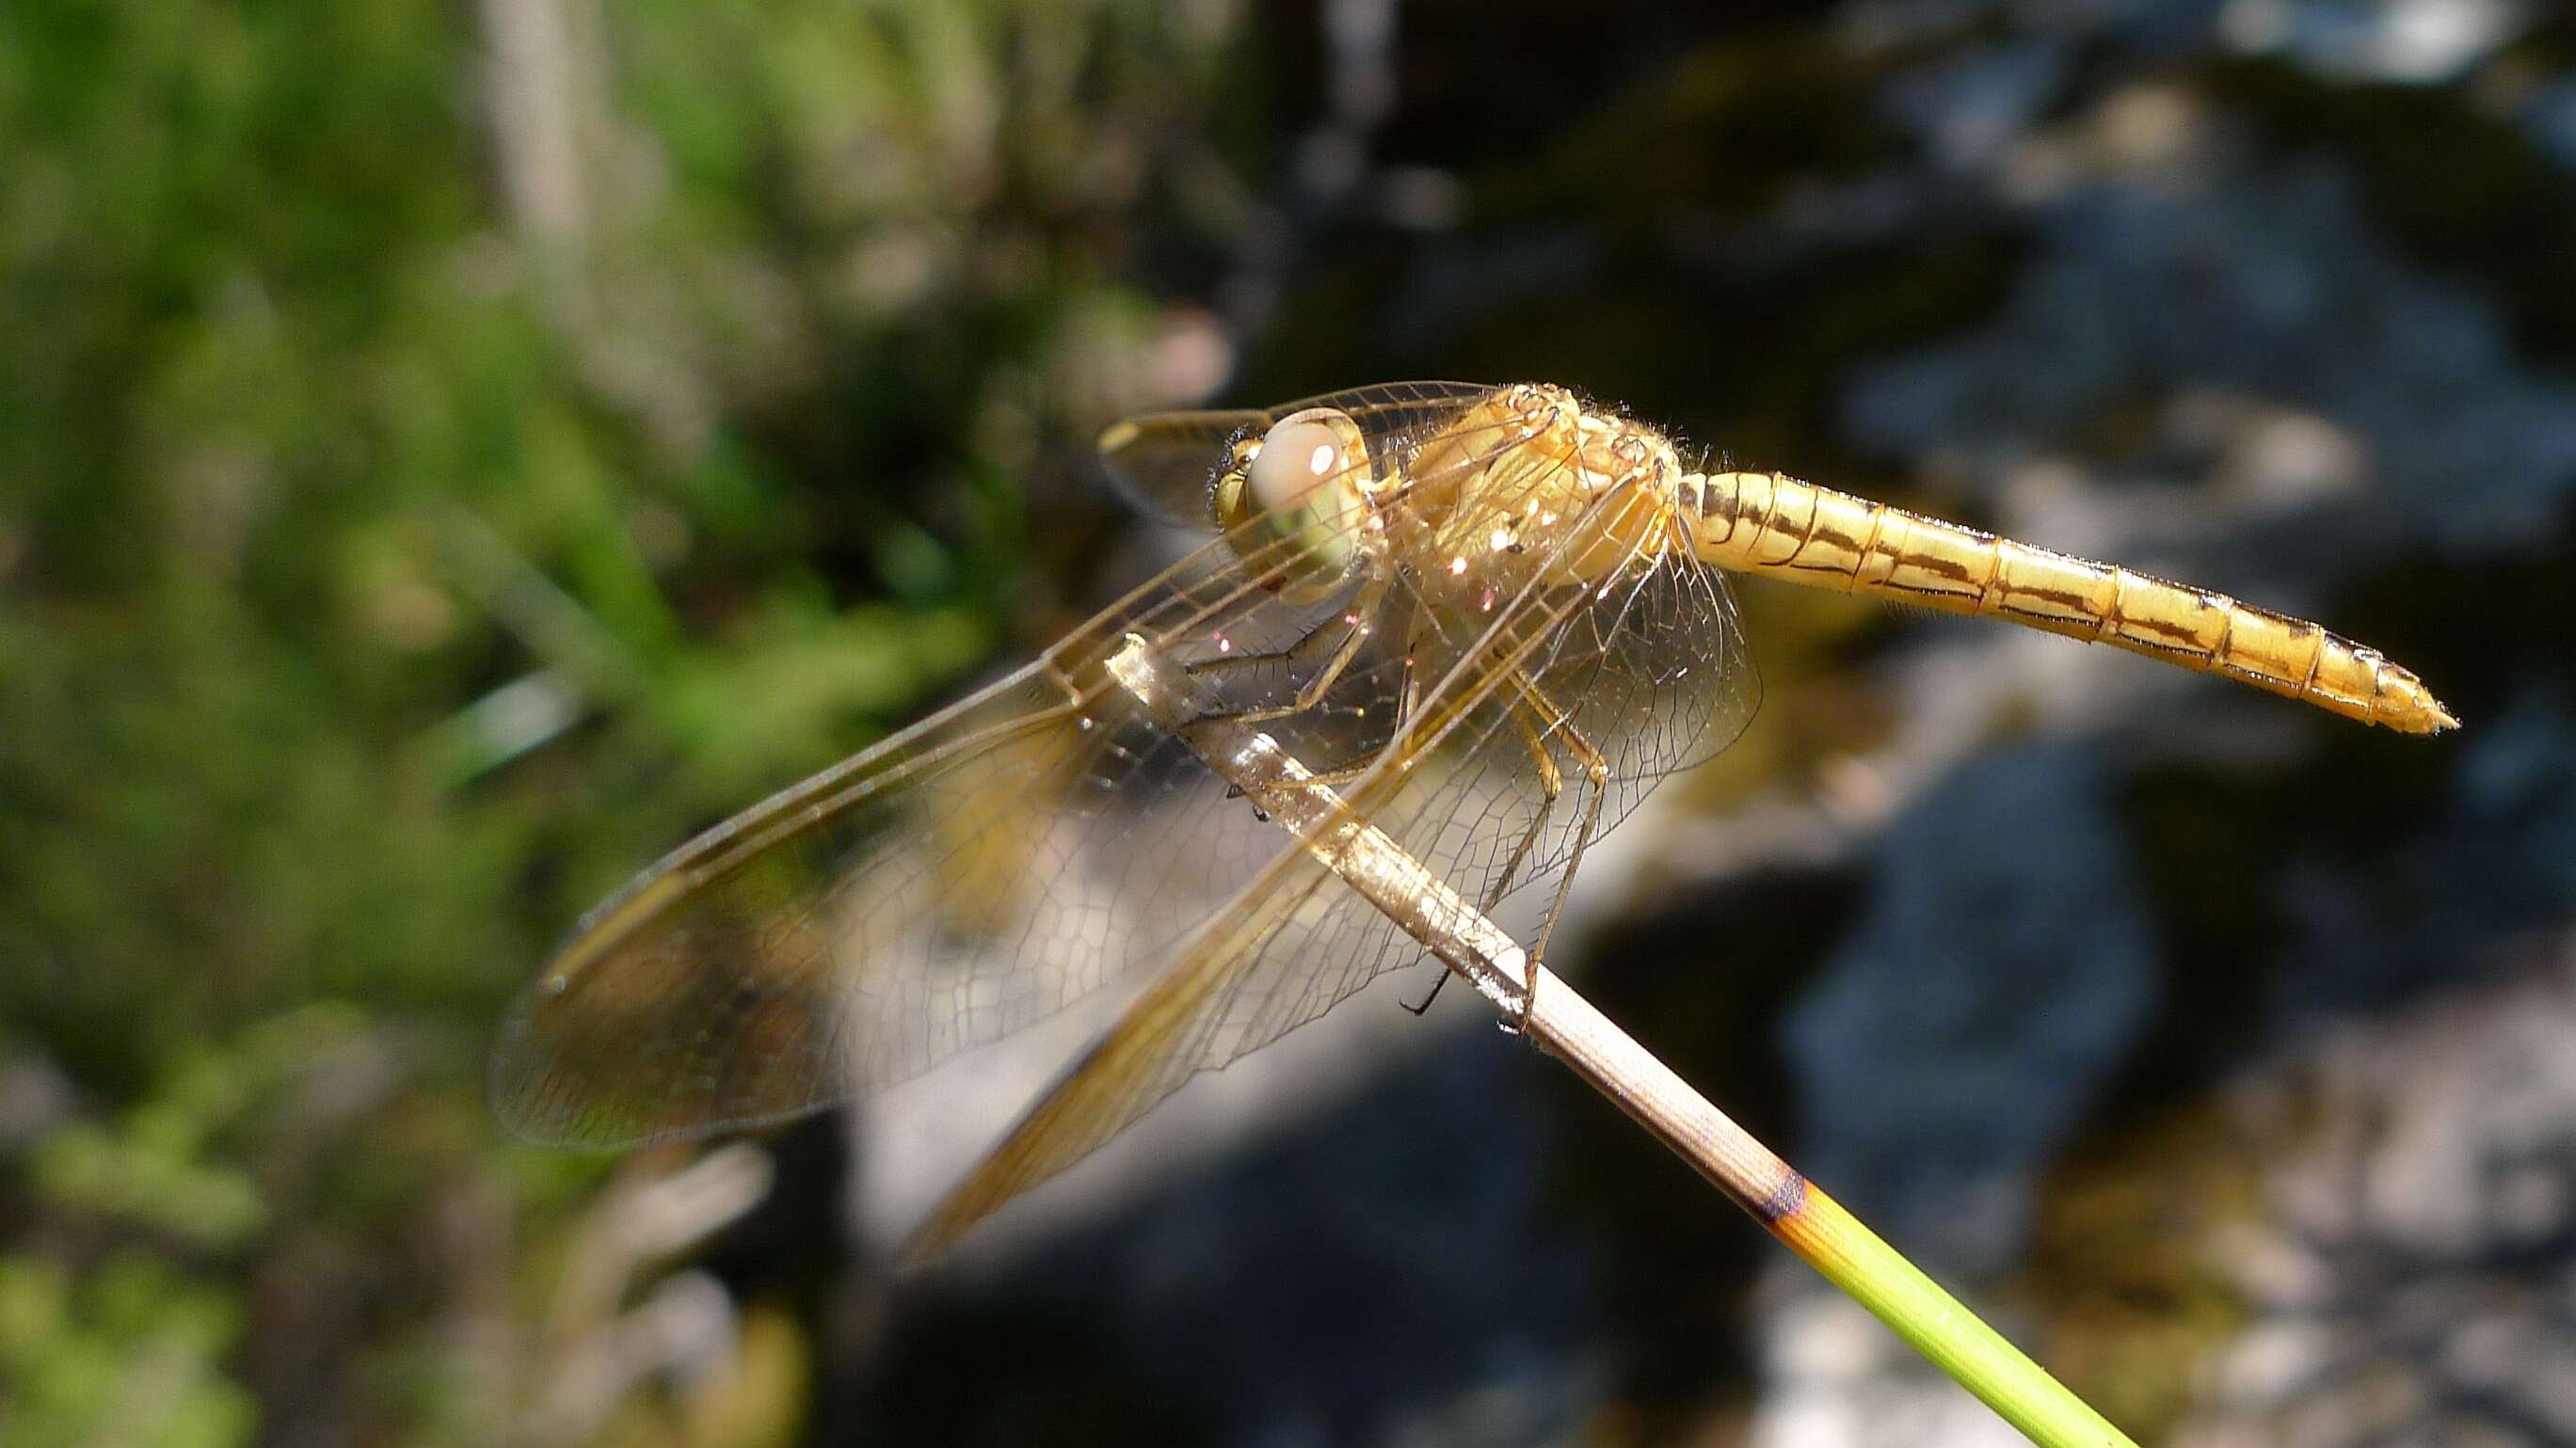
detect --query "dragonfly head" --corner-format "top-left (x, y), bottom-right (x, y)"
top-left (1211, 406), bottom-right (1376, 601)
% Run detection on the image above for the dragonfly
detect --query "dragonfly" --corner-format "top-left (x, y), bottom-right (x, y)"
top-left (491, 381), bottom-right (2454, 1256)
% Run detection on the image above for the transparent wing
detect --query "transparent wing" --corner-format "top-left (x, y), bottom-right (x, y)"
top-left (1400, 518), bottom-right (1761, 895)
top-left (492, 541), bottom-right (1402, 1146)
top-left (1094, 407), bottom-right (1263, 530)
top-left (906, 837), bottom-right (1360, 1255)
top-left (1098, 380), bottom-right (1496, 529)
top-left (910, 456), bottom-right (1758, 1253)
top-left (490, 385), bottom-right (1543, 1148)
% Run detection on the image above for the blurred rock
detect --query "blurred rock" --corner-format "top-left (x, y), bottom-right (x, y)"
top-left (1784, 743), bottom-right (2157, 1277)
top-left (2177, 934), bottom-right (2576, 1446)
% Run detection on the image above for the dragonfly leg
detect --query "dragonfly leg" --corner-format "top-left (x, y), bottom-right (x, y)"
top-left (1483, 701), bottom-right (1565, 911)
top-left (1407, 692), bottom-right (1568, 1018)
top-left (1182, 575), bottom-right (1391, 730)
top-left (1182, 607), bottom-right (1352, 680)
top-left (1499, 672), bottom-right (1609, 1036)
top-left (1400, 970), bottom-right (1449, 1016)
top-left (1220, 646), bottom-right (1416, 800)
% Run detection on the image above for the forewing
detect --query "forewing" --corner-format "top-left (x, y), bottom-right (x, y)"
top-left (492, 527), bottom-right (1403, 1147)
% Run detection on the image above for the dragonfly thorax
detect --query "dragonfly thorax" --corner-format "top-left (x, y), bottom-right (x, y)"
top-left (1404, 384), bottom-right (1688, 597)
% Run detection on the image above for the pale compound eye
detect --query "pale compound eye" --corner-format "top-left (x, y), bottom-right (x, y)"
top-left (1246, 410), bottom-right (1363, 517)
top-left (1219, 406), bottom-right (1370, 600)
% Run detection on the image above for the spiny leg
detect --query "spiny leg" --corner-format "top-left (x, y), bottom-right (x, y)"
top-left (1403, 670), bottom-right (1572, 1018)
top-left (1198, 591), bottom-right (1409, 804)
top-left (1483, 703), bottom-right (1566, 913)
top-left (1182, 604), bottom-right (1350, 680)
top-left (1502, 670), bottom-right (1609, 1036)
top-left (1183, 577), bottom-right (1389, 730)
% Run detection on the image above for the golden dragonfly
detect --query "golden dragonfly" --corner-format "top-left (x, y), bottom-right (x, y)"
top-left (491, 381), bottom-right (2453, 1255)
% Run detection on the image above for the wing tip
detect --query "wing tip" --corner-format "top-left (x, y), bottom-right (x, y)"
top-left (1096, 418), bottom-right (1143, 458)
top-left (484, 1006), bottom-right (692, 1153)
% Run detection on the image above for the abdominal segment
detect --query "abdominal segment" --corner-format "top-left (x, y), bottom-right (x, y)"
top-left (1684, 469), bottom-right (2456, 734)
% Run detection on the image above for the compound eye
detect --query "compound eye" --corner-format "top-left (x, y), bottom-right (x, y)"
top-left (1246, 407), bottom-right (1366, 518)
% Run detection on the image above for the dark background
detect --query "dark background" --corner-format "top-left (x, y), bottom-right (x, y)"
top-left (8, 1), bottom-right (2576, 1444)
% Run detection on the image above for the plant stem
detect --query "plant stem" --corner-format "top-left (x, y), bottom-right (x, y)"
top-left (1109, 632), bottom-right (2140, 1448)
top-left (1525, 963), bottom-right (2136, 1448)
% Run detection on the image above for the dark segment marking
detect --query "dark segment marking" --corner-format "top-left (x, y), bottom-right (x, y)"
top-left (1696, 474), bottom-right (1732, 524)
top-left (1999, 584), bottom-right (2096, 616)
top-left (1889, 532), bottom-right (1981, 583)
top-left (1788, 519), bottom-right (1864, 575)
top-left (2120, 613), bottom-right (2208, 646)
top-left (2116, 633), bottom-right (2216, 663)
top-left (1893, 582), bottom-right (1988, 605)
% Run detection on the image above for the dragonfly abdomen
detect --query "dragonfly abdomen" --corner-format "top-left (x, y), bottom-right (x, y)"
top-left (1684, 469), bottom-right (2456, 734)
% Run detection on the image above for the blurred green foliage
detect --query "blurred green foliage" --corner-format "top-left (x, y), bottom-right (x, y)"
top-left (0, 0), bottom-right (1237, 1440)
top-left (0, 1253), bottom-right (255, 1448)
